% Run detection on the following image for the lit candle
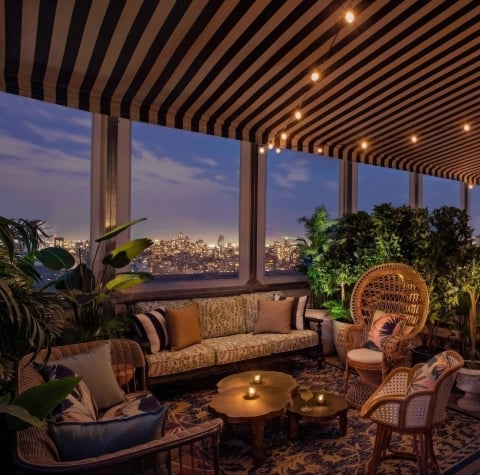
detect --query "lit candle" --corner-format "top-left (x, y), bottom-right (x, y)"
top-left (253, 374), bottom-right (262, 384)
top-left (317, 393), bottom-right (326, 405)
top-left (247, 387), bottom-right (256, 399)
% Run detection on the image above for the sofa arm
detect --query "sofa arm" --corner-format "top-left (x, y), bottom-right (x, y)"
top-left (16, 418), bottom-right (224, 474)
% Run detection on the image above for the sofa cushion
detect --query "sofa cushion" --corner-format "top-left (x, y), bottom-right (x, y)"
top-left (265, 329), bottom-right (319, 354)
top-left (49, 404), bottom-right (167, 461)
top-left (135, 299), bottom-right (193, 314)
top-left (166, 303), bottom-right (202, 351)
top-left (37, 363), bottom-right (97, 422)
top-left (274, 294), bottom-right (309, 329)
top-left (253, 300), bottom-right (293, 334)
top-left (133, 308), bottom-right (169, 353)
top-left (202, 334), bottom-right (272, 365)
top-left (193, 295), bottom-right (245, 338)
top-left (144, 344), bottom-right (216, 378)
top-left (241, 292), bottom-right (277, 332)
top-left (51, 341), bottom-right (125, 410)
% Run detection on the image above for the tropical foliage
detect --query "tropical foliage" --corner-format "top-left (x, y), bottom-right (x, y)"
top-left (36, 218), bottom-right (154, 342)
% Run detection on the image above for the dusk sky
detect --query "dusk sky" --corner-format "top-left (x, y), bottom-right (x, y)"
top-left (0, 90), bottom-right (470, 245)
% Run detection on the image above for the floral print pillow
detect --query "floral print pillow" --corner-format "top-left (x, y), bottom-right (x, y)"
top-left (408, 351), bottom-right (451, 394)
top-left (364, 312), bottom-right (406, 351)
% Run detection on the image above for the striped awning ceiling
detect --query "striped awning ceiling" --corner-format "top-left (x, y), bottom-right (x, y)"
top-left (1, 0), bottom-right (480, 183)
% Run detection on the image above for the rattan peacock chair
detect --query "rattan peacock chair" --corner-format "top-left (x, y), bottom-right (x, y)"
top-left (343, 263), bottom-right (429, 408)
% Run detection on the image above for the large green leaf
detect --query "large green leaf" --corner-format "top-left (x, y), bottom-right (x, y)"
top-left (1, 403), bottom-right (45, 429)
top-left (95, 218), bottom-right (147, 243)
top-left (102, 238), bottom-right (153, 268)
top-left (7, 376), bottom-right (81, 431)
top-left (105, 272), bottom-right (154, 291)
top-left (36, 247), bottom-right (75, 270)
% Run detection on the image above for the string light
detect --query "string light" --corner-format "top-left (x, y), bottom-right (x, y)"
top-left (310, 71), bottom-right (320, 82)
top-left (360, 140), bottom-right (368, 150)
top-left (259, 146), bottom-right (265, 154)
top-left (294, 110), bottom-right (302, 120)
top-left (410, 135), bottom-right (418, 144)
top-left (317, 147), bottom-right (323, 154)
top-left (345, 10), bottom-right (355, 23)
top-left (281, 132), bottom-right (288, 140)
top-left (463, 123), bottom-right (471, 132)
top-left (275, 147), bottom-right (281, 154)
top-left (268, 142), bottom-right (274, 150)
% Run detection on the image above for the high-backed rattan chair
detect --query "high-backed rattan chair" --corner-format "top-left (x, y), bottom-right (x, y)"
top-left (15, 339), bottom-right (223, 474)
top-left (344, 263), bottom-right (429, 407)
top-left (360, 350), bottom-right (464, 474)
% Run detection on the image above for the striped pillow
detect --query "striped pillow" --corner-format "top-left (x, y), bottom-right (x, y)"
top-left (273, 295), bottom-right (309, 330)
top-left (133, 309), bottom-right (169, 353)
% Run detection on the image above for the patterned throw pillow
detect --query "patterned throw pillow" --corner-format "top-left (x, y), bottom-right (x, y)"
top-left (37, 363), bottom-right (97, 422)
top-left (273, 295), bottom-right (309, 330)
top-left (365, 311), bottom-right (406, 351)
top-left (407, 351), bottom-right (452, 394)
top-left (133, 308), bottom-right (169, 353)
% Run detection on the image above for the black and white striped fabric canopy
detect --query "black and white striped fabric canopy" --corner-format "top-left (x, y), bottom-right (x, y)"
top-left (1, 0), bottom-right (479, 183)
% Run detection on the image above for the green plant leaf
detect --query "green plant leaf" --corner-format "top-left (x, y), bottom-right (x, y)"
top-left (8, 376), bottom-right (81, 431)
top-left (102, 238), bottom-right (154, 268)
top-left (1, 403), bottom-right (45, 430)
top-left (95, 218), bottom-right (147, 243)
top-left (36, 247), bottom-right (75, 270)
top-left (105, 272), bottom-right (154, 291)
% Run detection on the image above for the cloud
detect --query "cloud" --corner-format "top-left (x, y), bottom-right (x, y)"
top-left (271, 159), bottom-right (310, 189)
top-left (192, 155), bottom-right (217, 167)
top-left (24, 122), bottom-right (91, 145)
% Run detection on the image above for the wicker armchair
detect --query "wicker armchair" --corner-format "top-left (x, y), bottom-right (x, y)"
top-left (15, 339), bottom-right (223, 474)
top-left (360, 350), bottom-right (464, 474)
top-left (344, 263), bottom-right (429, 407)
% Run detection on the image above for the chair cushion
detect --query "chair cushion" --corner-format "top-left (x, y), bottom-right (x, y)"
top-left (49, 404), bottom-right (167, 461)
top-left (37, 363), bottom-right (97, 422)
top-left (347, 347), bottom-right (383, 365)
top-left (407, 351), bottom-right (452, 394)
top-left (166, 303), bottom-right (202, 350)
top-left (133, 308), bottom-right (169, 353)
top-left (51, 341), bottom-right (125, 410)
top-left (273, 294), bottom-right (309, 329)
top-left (365, 311), bottom-right (405, 350)
top-left (253, 299), bottom-right (293, 334)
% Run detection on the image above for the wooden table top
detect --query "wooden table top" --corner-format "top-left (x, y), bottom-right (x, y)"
top-left (216, 370), bottom-right (298, 394)
top-left (288, 391), bottom-right (348, 419)
top-left (209, 385), bottom-right (291, 421)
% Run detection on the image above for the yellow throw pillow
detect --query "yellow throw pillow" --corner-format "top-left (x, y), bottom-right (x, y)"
top-left (166, 303), bottom-right (202, 351)
top-left (253, 299), bottom-right (293, 334)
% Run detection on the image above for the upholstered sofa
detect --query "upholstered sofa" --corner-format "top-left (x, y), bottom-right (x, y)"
top-left (131, 291), bottom-right (321, 386)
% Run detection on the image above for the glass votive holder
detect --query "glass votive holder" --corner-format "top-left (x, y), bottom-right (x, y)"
top-left (317, 392), bottom-right (326, 405)
top-left (244, 386), bottom-right (258, 399)
top-left (253, 374), bottom-right (262, 384)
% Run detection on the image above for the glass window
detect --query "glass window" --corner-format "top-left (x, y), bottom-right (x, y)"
top-left (0, 92), bottom-right (91, 282)
top-left (469, 185), bottom-right (480, 238)
top-left (131, 123), bottom-right (240, 279)
top-left (265, 150), bottom-right (339, 275)
top-left (358, 164), bottom-right (409, 212)
top-left (423, 175), bottom-right (460, 211)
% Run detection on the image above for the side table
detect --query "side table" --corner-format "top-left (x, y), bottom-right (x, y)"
top-left (287, 391), bottom-right (348, 439)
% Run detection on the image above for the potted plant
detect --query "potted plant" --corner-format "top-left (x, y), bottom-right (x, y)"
top-left (36, 218), bottom-right (154, 343)
top-left (0, 217), bottom-right (79, 469)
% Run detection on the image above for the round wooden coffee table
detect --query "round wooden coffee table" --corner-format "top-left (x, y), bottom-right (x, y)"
top-left (216, 370), bottom-right (298, 395)
top-left (208, 385), bottom-right (291, 465)
top-left (287, 391), bottom-right (348, 439)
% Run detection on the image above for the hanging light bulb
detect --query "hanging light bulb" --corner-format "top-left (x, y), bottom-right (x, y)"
top-left (275, 147), bottom-right (281, 154)
top-left (410, 135), bottom-right (418, 144)
top-left (259, 146), bottom-right (265, 154)
top-left (345, 10), bottom-right (355, 23)
top-left (268, 142), bottom-right (274, 150)
top-left (294, 110), bottom-right (302, 120)
top-left (317, 147), bottom-right (323, 154)
top-left (281, 132), bottom-right (287, 140)
top-left (463, 123), bottom-right (471, 132)
top-left (311, 71), bottom-right (320, 82)
top-left (361, 140), bottom-right (368, 150)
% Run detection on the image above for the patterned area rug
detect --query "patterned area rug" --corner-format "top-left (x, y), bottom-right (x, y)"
top-left (158, 355), bottom-right (480, 475)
